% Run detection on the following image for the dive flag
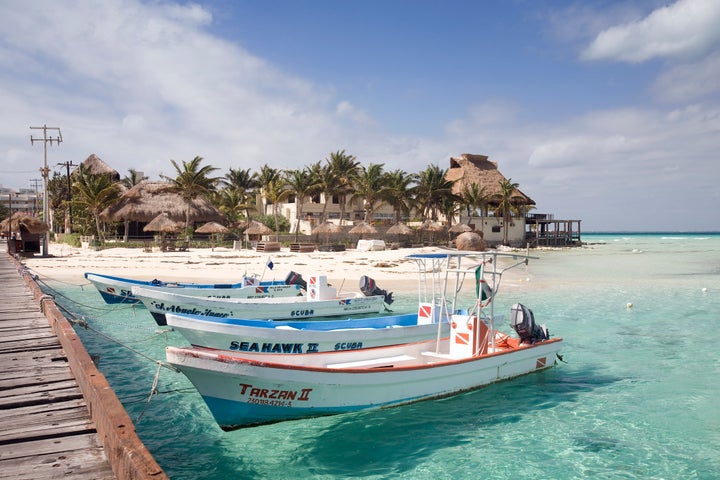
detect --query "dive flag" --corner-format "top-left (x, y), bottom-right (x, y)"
top-left (266, 258), bottom-right (274, 270)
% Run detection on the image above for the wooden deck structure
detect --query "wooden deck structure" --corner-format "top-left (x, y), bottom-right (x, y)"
top-left (0, 247), bottom-right (167, 479)
top-left (525, 217), bottom-right (582, 247)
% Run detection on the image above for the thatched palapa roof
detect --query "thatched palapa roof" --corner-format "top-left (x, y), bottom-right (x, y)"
top-left (445, 153), bottom-right (535, 206)
top-left (386, 222), bottom-right (413, 236)
top-left (143, 212), bottom-right (182, 233)
top-left (242, 220), bottom-right (273, 235)
top-left (0, 214), bottom-right (50, 234)
top-left (349, 221), bottom-right (377, 235)
top-left (77, 154), bottom-right (120, 181)
top-left (195, 222), bottom-right (229, 234)
top-left (100, 180), bottom-right (223, 223)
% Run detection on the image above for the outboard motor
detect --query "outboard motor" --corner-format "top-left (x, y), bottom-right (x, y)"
top-left (284, 271), bottom-right (307, 290)
top-left (359, 275), bottom-right (394, 304)
top-left (510, 303), bottom-right (549, 344)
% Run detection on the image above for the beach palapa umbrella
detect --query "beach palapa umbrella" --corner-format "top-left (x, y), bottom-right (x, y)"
top-left (386, 221), bottom-right (413, 236)
top-left (448, 223), bottom-right (473, 233)
top-left (419, 220), bottom-right (445, 232)
top-left (349, 221), bottom-right (377, 239)
top-left (195, 221), bottom-right (229, 234)
top-left (386, 221), bottom-right (413, 244)
top-left (195, 221), bottom-right (229, 251)
top-left (242, 220), bottom-right (273, 236)
top-left (312, 221), bottom-right (345, 244)
top-left (419, 220), bottom-right (445, 244)
top-left (143, 212), bottom-right (183, 233)
top-left (143, 212), bottom-right (183, 252)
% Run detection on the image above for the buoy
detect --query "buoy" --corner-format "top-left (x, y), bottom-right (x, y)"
top-left (526, 277), bottom-right (531, 282)
top-left (702, 288), bottom-right (707, 294)
top-left (626, 302), bottom-right (633, 309)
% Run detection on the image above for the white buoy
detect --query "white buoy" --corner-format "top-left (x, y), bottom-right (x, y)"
top-left (626, 302), bottom-right (633, 310)
top-left (702, 288), bottom-right (708, 294)
top-left (526, 277), bottom-right (531, 282)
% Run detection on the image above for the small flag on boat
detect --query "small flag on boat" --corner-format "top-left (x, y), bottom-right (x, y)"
top-left (266, 258), bottom-right (274, 270)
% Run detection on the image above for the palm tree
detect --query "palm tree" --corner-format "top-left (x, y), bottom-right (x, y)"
top-left (72, 166), bottom-right (121, 241)
top-left (119, 168), bottom-right (149, 241)
top-left (413, 164), bottom-right (455, 221)
top-left (220, 167), bottom-right (258, 223)
top-left (326, 150), bottom-right (360, 225)
top-left (285, 167), bottom-right (319, 240)
top-left (380, 169), bottom-right (417, 224)
top-left (263, 175), bottom-right (292, 241)
top-left (256, 164), bottom-right (280, 216)
top-left (212, 188), bottom-right (246, 226)
top-left (314, 162), bottom-right (341, 223)
top-left (461, 183), bottom-right (489, 229)
top-left (439, 194), bottom-right (462, 238)
top-left (494, 178), bottom-right (521, 246)
top-left (350, 163), bottom-right (388, 223)
top-left (120, 168), bottom-right (148, 189)
top-left (161, 156), bottom-right (220, 242)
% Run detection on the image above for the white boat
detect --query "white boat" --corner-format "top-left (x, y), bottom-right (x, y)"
top-left (165, 302), bottom-right (454, 354)
top-left (84, 271), bottom-right (301, 305)
top-left (166, 251), bottom-right (564, 430)
top-left (134, 274), bottom-right (392, 326)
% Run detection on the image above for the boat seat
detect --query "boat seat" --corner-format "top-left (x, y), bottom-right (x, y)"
top-left (326, 355), bottom-right (416, 369)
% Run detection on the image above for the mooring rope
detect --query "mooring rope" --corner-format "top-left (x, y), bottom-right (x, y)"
top-left (21, 265), bottom-right (187, 424)
top-left (33, 276), bottom-right (141, 318)
top-left (134, 362), bottom-right (163, 423)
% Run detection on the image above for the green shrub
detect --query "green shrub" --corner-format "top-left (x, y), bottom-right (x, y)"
top-left (64, 233), bottom-right (81, 247)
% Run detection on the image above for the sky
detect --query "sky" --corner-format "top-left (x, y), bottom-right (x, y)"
top-left (0, 0), bottom-right (718, 232)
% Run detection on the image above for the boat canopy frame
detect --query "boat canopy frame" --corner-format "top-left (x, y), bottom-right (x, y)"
top-left (406, 250), bottom-right (537, 354)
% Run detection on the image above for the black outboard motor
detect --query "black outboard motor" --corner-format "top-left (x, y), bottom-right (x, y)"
top-left (284, 271), bottom-right (307, 290)
top-left (359, 275), bottom-right (394, 304)
top-left (510, 303), bottom-right (549, 344)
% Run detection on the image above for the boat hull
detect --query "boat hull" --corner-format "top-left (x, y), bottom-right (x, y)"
top-left (165, 312), bottom-right (451, 354)
top-left (133, 286), bottom-right (387, 326)
top-left (166, 337), bottom-right (563, 430)
top-left (84, 272), bottom-right (300, 305)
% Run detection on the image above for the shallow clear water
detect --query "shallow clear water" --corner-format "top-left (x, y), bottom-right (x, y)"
top-left (35, 233), bottom-right (720, 479)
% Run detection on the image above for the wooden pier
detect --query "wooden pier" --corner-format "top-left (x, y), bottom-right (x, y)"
top-left (0, 249), bottom-right (167, 479)
top-left (525, 217), bottom-right (582, 247)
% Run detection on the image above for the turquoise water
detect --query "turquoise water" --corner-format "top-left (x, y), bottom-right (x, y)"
top-left (33, 233), bottom-right (720, 479)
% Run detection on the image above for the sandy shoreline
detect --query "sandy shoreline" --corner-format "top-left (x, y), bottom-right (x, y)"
top-left (19, 242), bottom-right (532, 295)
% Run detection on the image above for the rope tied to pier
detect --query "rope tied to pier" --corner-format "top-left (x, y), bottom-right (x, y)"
top-left (38, 294), bottom-right (55, 313)
top-left (135, 362), bottom-right (164, 423)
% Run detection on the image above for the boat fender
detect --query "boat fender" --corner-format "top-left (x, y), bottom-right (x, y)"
top-left (359, 275), bottom-right (394, 304)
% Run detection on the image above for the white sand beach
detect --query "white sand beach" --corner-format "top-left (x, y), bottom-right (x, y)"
top-left (21, 242), bottom-right (530, 295)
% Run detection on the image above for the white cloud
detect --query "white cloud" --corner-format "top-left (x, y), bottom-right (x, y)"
top-left (1, 0), bottom-right (718, 232)
top-left (0, 0), bottom-right (356, 182)
top-left (336, 101), bottom-right (375, 126)
top-left (582, 0), bottom-right (720, 62)
top-left (652, 50), bottom-right (720, 101)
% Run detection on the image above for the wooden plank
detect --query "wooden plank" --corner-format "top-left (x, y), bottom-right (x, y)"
top-left (0, 384), bottom-right (83, 409)
top-left (0, 252), bottom-right (166, 479)
top-left (0, 443), bottom-right (115, 480)
top-left (0, 416), bottom-right (94, 445)
top-left (0, 432), bottom-right (102, 460)
top-left (0, 371), bottom-right (73, 389)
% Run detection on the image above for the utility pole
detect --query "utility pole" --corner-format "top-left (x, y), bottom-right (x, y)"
top-left (30, 124), bottom-right (62, 258)
top-left (57, 161), bottom-right (77, 233)
top-left (29, 178), bottom-right (42, 215)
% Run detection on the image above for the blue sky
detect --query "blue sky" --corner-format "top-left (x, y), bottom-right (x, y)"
top-left (1, 0), bottom-right (718, 232)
